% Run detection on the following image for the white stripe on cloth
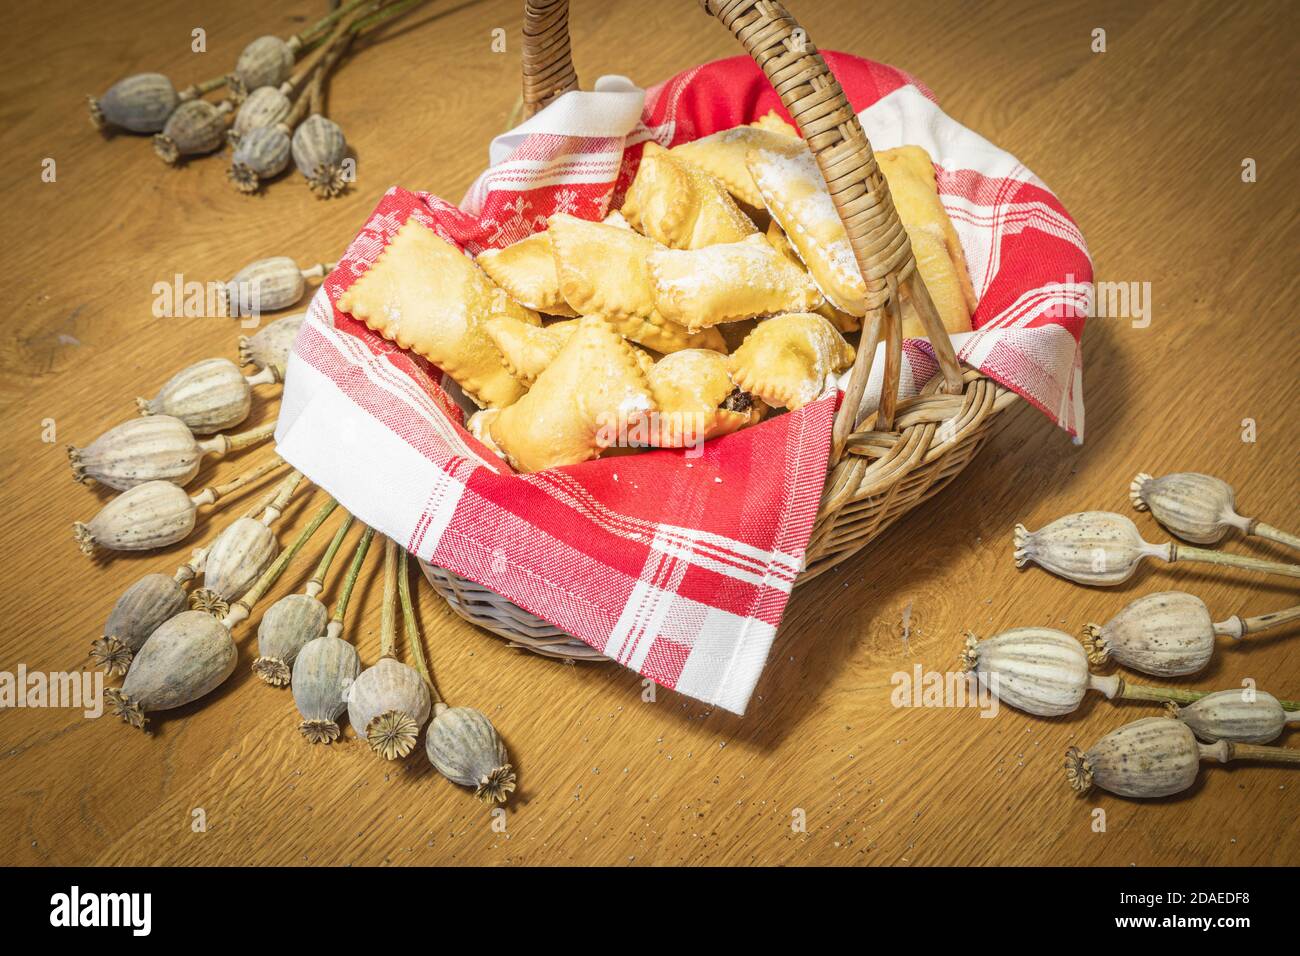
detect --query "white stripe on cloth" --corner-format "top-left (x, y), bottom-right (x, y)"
top-left (530, 471), bottom-right (803, 587)
top-left (274, 352), bottom-right (468, 558)
top-left (462, 76), bottom-right (647, 214)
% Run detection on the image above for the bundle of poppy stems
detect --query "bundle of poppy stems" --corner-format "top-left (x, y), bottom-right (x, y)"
top-left (88, 0), bottom-right (432, 196)
top-left (69, 250), bottom-right (517, 806)
top-left (959, 476), bottom-right (1299, 800)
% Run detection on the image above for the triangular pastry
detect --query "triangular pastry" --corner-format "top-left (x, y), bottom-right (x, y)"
top-left (727, 312), bottom-right (855, 410)
top-left (489, 319), bottom-right (656, 473)
top-left (485, 315), bottom-right (579, 386)
top-left (476, 231), bottom-right (578, 317)
top-left (622, 142), bottom-right (757, 249)
top-left (336, 220), bottom-right (539, 408)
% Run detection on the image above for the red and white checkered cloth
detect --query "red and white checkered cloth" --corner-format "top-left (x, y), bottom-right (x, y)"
top-left (275, 53), bottom-right (1092, 714)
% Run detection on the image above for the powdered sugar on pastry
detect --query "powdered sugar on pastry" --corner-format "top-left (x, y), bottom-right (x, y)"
top-left (747, 144), bottom-right (867, 317)
top-left (649, 233), bottom-right (822, 330)
top-left (548, 213), bottom-right (726, 353)
top-left (646, 348), bottom-right (764, 446)
top-left (489, 319), bottom-right (656, 473)
top-left (623, 142), bottom-right (757, 249)
top-left (670, 125), bottom-right (800, 209)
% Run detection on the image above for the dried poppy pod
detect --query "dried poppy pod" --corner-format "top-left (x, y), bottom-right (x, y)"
top-left (191, 517), bottom-right (276, 616)
top-left (1083, 590), bottom-right (1300, 677)
top-left (229, 35), bottom-right (301, 101)
top-left (137, 358), bottom-right (276, 435)
top-left (153, 99), bottom-right (232, 164)
top-left (1132, 471), bottom-right (1299, 550)
top-left (226, 257), bottom-right (330, 318)
top-left (253, 512), bottom-right (352, 685)
top-left (228, 124), bottom-right (292, 194)
top-left (348, 657), bottom-right (431, 760)
top-left (93, 573), bottom-right (189, 676)
top-left (1167, 691), bottom-right (1300, 744)
top-left (89, 73), bottom-right (179, 133)
top-left (254, 595), bottom-right (326, 685)
top-left (291, 114), bottom-right (349, 197)
top-left (190, 470), bottom-right (304, 614)
top-left (1082, 591), bottom-right (1216, 677)
top-left (68, 416), bottom-right (275, 490)
top-left (1014, 511), bottom-right (1300, 586)
top-left (108, 496), bottom-right (337, 731)
top-left (426, 705), bottom-right (517, 804)
top-left (1065, 717), bottom-right (1300, 799)
top-left (106, 610), bottom-right (237, 730)
top-left (74, 481), bottom-right (197, 556)
top-left (73, 457), bottom-right (288, 556)
top-left (91, 536), bottom-right (216, 675)
top-left (239, 312), bottom-right (304, 376)
top-left (293, 630), bottom-right (361, 742)
top-left (227, 84), bottom-right (292, 145)
top-left (293, 525), bottom-right (372, 742)
top-left (960, 627), bottom-right (1248, 717)
top-left (347, 538), bottom-right (431, 759)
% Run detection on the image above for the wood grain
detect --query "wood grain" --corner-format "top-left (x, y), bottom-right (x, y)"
top-left (1, 0), bottom-right (1297, 867)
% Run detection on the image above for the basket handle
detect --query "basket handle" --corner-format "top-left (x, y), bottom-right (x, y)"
top-left (522, 0), bottom-right (580, 116)
top-left (519, 0), bottom-right (966, 445)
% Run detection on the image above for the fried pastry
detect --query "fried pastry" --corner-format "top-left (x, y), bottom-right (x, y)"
top-left (547, 213), bottom-right (726, 353)
top-left (646, 349), bottom-right (764, 447)
top-left (485, 315), bottom-right (578, 386)
top-left (766, 220), bottom-right (860, 333)
top-left (336, 220), bottom-right (539, 408)
top-left (751, 110), bottom-right (799, 138)
top-left (476, 231), bottom-right (577, 317)
top-left (749, 140), bottom-right (975, 336)
top-left (649, 233), bottom-right (822, 330)
top-left (727, 312), bottom-right (855, 410)
top-left (747, 139), bottom-right (869, 317)
top-left (877, 145), bottom-right (978, 337)
top-left (489, 319), bottom-right (656, 473)
top-left (670, 125), bottom-right (800, 209)
top-left (622, 142), bottom-right (757, 249)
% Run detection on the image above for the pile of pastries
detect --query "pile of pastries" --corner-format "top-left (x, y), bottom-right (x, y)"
top-left (337, 112), bottom-right (977, 473)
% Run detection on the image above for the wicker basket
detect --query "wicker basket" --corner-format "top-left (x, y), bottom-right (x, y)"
top-left (422, 0), bottom-right (1017, 661)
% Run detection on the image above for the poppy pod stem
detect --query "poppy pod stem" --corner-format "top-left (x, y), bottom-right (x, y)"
top-left (398, 547), bottom-right (442, 704)
top-left (222, 496), bottom-right (338, 631)
top-left (299, 0), bottom-right (377, 45)
top-left (1202, 740), bottom-right (1300, 766)
top-left (1088, 673), bottom-right (1299, 711)
top-left (1213, 603), bottom-right (1300, 640)
top-left (177, 74), bottom-right (229, 101)
top-left (327, 525), bottom-right (375, 639)
top-left (1168, 541), bottom-right (1300, 579)
top-left (306, 512), bottom-right (354, 600)
top-left (1250, 522), bottom-right (1300, 551)
top-left (190, 456), bottom-right (288, 511)
top-left (378, 535), bottom-right (400, 660)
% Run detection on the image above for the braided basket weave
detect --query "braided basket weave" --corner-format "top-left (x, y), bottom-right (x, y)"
top-left (423, 0), bottom-right (1016, 660)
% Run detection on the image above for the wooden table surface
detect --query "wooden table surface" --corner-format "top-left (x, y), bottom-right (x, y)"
top-left (1, 0), bottom-right (1296, 867)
